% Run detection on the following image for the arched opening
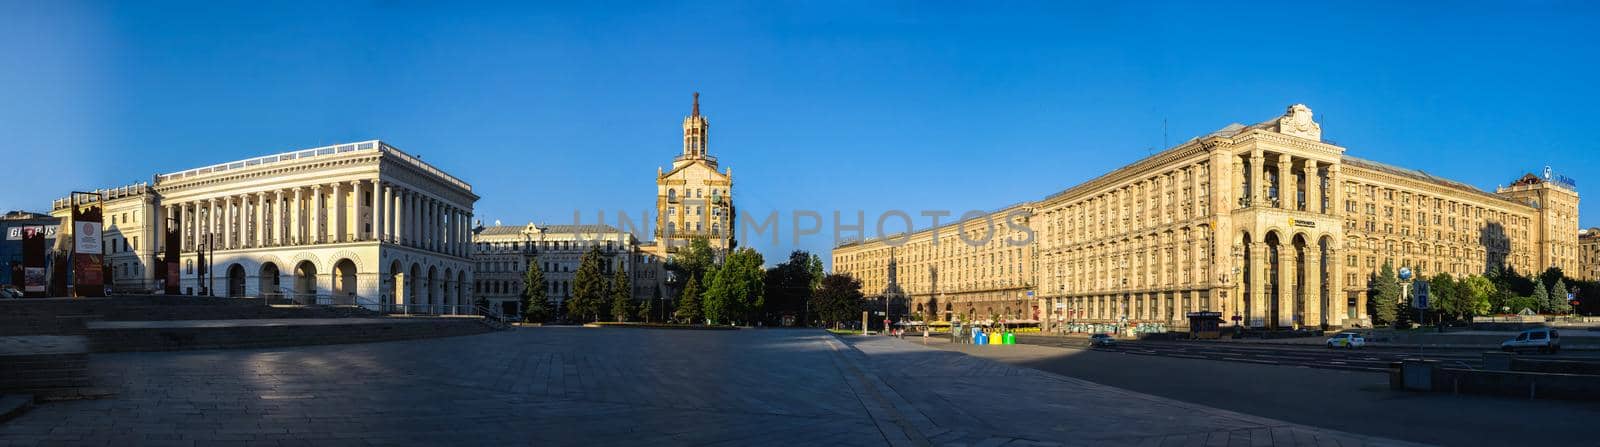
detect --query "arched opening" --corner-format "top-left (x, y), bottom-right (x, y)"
top-left (426, 266), bottom-right (439, 312)
top-left (1265, 231), bottom-right (1282, 329)
top-left (294, 261), bottom-right (318, 304)
top-left (1319, 236), bottom-right (1335, 328)
top-left (458, 270), bottom-right (470, 311)
top-left (1240, 231), bottom-right (1253, 327)
top-left (227, 264), bottom-right (246, 298)
top-left (408, 263), bottom-right (422, 311)
top-left (389, 260), bottom-right (404, 308)
top-left (442, 268), bottom-right (455, 311)
top-left (1293, 234), bottom-right (1309, 330)
top-left (333, 259), bottom-right (358, 305)
top-left (259, 262), bottom-right (280, 299)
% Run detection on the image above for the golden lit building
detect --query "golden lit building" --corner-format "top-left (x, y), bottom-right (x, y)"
top-left (833, 104), bottom-right (1580, 330)
top-left (1579, 228), bottom-right (1600, 281)
top-left (652, 93), bottom-right (734, 255)
top-left (832, 204), bottom-right (1035, 322)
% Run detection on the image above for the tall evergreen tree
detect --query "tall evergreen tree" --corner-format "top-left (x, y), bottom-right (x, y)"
top-left (1369, 262), bottom-right (1399, 325)
top-left (567, 246), bottom-right (607, 322)
top-left (1530, 277), bottom-right (1549, 313)
top-left (1551, 278), bottom-right (1572, 314)
top-left (610, 268), bottom-right (633, 322)
top-left (637, 290), bottom-right (655, 322)
top-left (521, 257), bottom-right (549, 322)
top-left (676, 275), bottom-right (703, 323)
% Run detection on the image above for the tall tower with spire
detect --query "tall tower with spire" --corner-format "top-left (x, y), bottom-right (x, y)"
top-left (651, 92), bottom-right (735, 255)
top-left (682, 92), bottom-right (711, 161)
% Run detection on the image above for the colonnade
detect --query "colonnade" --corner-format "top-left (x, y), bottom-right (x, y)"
top-left (166, 179), bottom-right (472, 257)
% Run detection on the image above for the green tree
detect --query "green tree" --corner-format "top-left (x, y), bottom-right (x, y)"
top-left (567, 246), bottom-right (608, 322)
top-left (610, 268), bottom-right (633, 322)
top-left (815, 273), bottom-right (865, 329)
top-left (1551, 278), bottom-right (1573, 314)
top-left (763, 250), bottom-right (817, 326)
top-left (1369, 262), bottom-right (1399, 326)
top-left (1428, 273), bottom-right (1460, 322)
top-left (675, 275), bottom-right (703, 324)
top-left (667, 237), bottom-right (716, 285)
top-left (702, 248), bottom-right (766, 325)
top-left (1462, 275), bottom-right (1495, 317)
top-left (1530, 277), bottom-right (1549, 313)
top-left (637, 290), bottom-right (655, 322)
top-left (806, 253), bottom-right (825, 326)
top-left (521, 257), bottom-right (550, 322)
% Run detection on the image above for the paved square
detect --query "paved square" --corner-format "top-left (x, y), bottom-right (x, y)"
top-left (0, 328), bottom-right (1415, 446)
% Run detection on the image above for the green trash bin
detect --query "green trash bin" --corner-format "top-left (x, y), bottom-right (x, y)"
top-left (1003, 332), bottom-right (1015, 345)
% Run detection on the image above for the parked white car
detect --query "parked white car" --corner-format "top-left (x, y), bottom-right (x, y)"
top-left (1501, 328), bottom-right (1561, 354)
top-left (1326, 333), bottom-right (1365, 349)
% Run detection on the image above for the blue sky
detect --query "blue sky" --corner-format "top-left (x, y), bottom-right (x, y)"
top-left (3, 1), bottom-right (1597, 269)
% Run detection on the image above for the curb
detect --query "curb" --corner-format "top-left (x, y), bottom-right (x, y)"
top-left (0, 394), bottom-right (32, 424)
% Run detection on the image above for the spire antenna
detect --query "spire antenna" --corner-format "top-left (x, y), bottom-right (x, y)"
top-left (692, 92), bottom-right (700, 117)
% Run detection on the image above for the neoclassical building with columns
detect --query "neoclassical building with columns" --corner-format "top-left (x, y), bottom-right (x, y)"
top-left (834, 104), bottom-right (1580, 330)
top-left (52, 140), bottom-right (478, 310)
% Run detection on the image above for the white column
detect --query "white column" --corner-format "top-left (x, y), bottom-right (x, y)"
top-left (273, 190), bottom-right (284, 246)
top-left (223, 196), bottom-right (235, 250)
top-left (313, 184), bottom-right (326, 244)
top-left (331, 181), bottom-right (344, 243)
top-left (207, 199), bottom-right (218, 249)
top-left (291, 188), bottom-right (303, 245)
top-left (425, 199), bottom-right (434, 251)
top-left (426, 198), bottom-right (436, 251)
top-left (235, 196), bottom-right (245, 248)
top-left (352, 180), bottom-right (364, 241)
top-left (396, 188), bottom-right (407, 246)
top-left (373, 181), bottom-right (386, 242)
top-left (249, 194), bottom-right (259, 247)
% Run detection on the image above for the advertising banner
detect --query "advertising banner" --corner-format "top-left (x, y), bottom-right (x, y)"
top-left (73, 255), bottom-right (103, 288)
top-left (24, 267), bottom-right (45, 292)
top-left (75, 221), bottom-right (103, 254)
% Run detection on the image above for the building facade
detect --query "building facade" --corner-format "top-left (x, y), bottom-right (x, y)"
top-left (1580, 228), bottom-right (1600, 281)
top-left (471, 222), bottom-right (663, 317)
top-left (833, 104), bottom-right (1580, 330)
top-left (652, 93), bottom-right (734, 255)
top-left (833, 203), bottom-right (1035, 323)
top-left (51, 140), bottom-right (478, 309)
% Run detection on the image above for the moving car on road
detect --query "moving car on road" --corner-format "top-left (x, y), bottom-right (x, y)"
top-left (1089, 333), bottom-right (1117, 347)
top-left (1501, 328), bottom-right (1561, 353)
top-left (1325, 332), bottom-right (1365, 349)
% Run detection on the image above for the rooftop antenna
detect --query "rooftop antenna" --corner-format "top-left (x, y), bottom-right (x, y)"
top-left (1162, 118), bottom-right (1168, 149)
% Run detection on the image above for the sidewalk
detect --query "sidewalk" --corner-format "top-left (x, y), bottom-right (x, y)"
top-left (832, 334), bottom-right (1422, 446)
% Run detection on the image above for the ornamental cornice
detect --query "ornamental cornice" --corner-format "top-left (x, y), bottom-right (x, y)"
top-left (154, 152), bottom-right (382, 195)
top-left (1341, 163), bottom-right (1535, 214)
top-left (1230, 130), bottom-right (1345, 161)
top-left (1038, 139), bottom-right (1215, 209)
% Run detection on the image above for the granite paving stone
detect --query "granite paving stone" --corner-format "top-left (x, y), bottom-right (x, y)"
top-left (0, 328), bottom-right (1422, 446)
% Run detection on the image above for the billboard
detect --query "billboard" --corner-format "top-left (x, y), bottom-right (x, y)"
top-left (74, 221), bottom-right (103, 254)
